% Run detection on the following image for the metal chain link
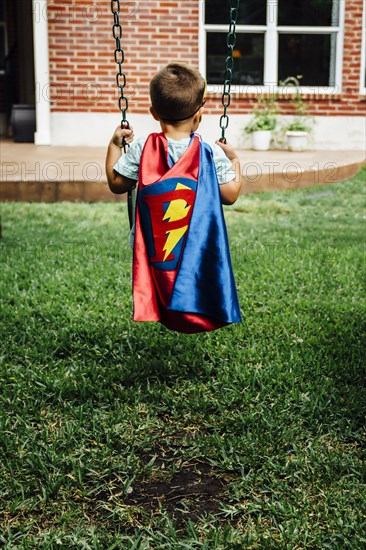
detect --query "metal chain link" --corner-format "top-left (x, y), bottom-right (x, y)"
top-left (110, 0), bottom-right (135, 229)
top-left (219, 0), bottom-right (240, 143)
top-left (111, 0), bottom-right (130, 153)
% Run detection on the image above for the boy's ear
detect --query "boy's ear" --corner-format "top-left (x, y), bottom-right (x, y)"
top-left (194, 107), bottom-right (204, 125)
top-left (150, 106), bottom-right (160, 121)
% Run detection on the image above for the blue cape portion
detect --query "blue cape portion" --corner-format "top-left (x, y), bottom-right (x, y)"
top-left (169, 142), bottom-right (242, 324)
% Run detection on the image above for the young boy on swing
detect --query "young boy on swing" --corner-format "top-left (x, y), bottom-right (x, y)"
top-left (106, 62), bottom-right (242, 333)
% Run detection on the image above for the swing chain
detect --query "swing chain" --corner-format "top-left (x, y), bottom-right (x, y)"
top-left (219, 0), bottom-right (240, 144)
top-left (111, 0), bottom-right (130, 153)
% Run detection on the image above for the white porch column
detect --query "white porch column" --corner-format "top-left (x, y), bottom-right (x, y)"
top-left (264, 0), bottom-right (278, 89)
top-left (32, 0), bottom-right (51, 144)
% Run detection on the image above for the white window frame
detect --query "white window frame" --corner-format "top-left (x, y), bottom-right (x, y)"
top-left (361, 0), bottom-right (366, 95)
top-left (199, 0), bottom-right (345, 96)
top-left (33, 0), bottom-right (51, 145)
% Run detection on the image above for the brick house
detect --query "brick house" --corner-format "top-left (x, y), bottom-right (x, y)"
top-left (1, 0), bottom-right (365, 149)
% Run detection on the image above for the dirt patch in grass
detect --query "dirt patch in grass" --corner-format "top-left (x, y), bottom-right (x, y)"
top-left (125, 460), bottom-right (226, 525)
top-left (93, 434), bottom-right (230, 527)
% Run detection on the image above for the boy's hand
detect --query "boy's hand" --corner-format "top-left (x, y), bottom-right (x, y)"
top-left (111, 126), bottom-right (134, 149)
top-left (216, 139), bottom-right (238, 162)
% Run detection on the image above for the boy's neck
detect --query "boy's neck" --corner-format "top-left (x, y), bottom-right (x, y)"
top-left (160, 121), bottom-right (193, 141)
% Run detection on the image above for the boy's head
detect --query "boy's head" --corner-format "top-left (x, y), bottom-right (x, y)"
top-left (150, 63), bottom-right (206, 125)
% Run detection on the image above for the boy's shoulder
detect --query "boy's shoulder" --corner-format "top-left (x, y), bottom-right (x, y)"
top-left (129, 134), bottom-right (221, 160)
top-left (132, 136), bottom-right (148, 148)
top-left (124, 136), bottom-right (148, 159)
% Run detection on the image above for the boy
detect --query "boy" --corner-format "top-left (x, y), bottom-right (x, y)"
top-left (106, 63), bottom-right (242, 205)
top-left (105, 63), bottom-right (242, 333)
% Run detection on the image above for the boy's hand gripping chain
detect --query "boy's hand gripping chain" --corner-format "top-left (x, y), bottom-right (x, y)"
top-left (219, 0), bottom-right (240, 144)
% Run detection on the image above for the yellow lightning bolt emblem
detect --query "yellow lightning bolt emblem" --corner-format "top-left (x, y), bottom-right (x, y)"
top-left (162, 183), bottom-right (192, 261)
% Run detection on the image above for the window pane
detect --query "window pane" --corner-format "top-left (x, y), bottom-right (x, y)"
top-left (278, 34), bottom-right (336, 86)
top-left (207, 32), bottom-right (264, 85)
top-left (278, 0), bottom-right (339, 27)
top-left (205, 0), bottom-right (266, 25)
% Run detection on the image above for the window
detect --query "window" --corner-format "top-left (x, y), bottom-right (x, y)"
top-left (361, 1), bottom-right (366, 94)
top-left (0, 0), bottom-right (6, 73)
top-left (200, 0), bottom-right (345, 93)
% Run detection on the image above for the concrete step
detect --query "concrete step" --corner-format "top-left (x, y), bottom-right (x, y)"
top-left (0, 179), bottom-right (124, 202)
top-left (1, 142), bottom-right (364, 202)
top-left (239, 149), bottom-right (365, 193)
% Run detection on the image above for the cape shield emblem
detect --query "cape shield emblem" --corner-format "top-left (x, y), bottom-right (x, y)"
top-left (138, 177), bottom-right (197, 271)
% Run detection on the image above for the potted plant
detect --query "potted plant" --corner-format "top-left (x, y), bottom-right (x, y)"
top-left (279, 76), bottom-right (315, 152)
top-left (244, 96), bottom-right (278, 151)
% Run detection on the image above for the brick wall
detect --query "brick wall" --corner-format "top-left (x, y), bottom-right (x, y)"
top-left (339, 0), bottom-right (365, 114)
top-left (48, 0), bottom-right (199, 114)
top-left (48, 0), bottom-right (365, 117)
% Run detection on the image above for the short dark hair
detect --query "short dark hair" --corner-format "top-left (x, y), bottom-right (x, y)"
top-left (150, 63), bottom-right (206, 125)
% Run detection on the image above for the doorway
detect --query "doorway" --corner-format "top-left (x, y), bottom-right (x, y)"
top-left (1, 0), bottom-right (35, 140)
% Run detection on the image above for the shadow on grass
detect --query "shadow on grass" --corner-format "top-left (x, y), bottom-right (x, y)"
top-left (309, 309), bottom-right (366, 433)
top-left (3, 303), bottom-right (365, 434)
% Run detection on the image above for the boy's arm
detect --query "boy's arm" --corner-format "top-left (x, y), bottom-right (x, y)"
top-left (216, 141), bottom-right (242, 205)
top-left (106, 127), bottom-right (137, 194)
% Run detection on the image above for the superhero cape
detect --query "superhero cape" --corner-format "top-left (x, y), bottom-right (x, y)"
top-left (133, 132), bottom-right (241, 334)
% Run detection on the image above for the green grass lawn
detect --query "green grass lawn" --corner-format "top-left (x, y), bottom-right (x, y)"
top-left (1, 168), bottom-right (365, 549)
